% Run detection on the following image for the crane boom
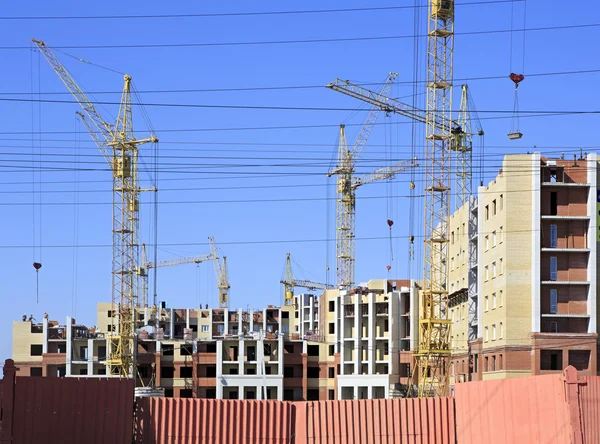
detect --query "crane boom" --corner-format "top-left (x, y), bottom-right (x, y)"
top-left (353, 158), bottom-right (418, 189)
top-left (282, 253), bottom-right (333, 305)
top-left (33, 38), bottom-right (158, 379)
top-left (327, 78), bottom-right (460, 133)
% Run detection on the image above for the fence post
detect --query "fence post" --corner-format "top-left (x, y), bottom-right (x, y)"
top-left (1, 359), bottom-right (18, 444)
top-left (563, 365), bottom-right (584, 444)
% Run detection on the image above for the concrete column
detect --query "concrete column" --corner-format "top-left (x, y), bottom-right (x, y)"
top-left (42, 318), bottom-right (48, 354)
top-left (87, 339), bottom-right (93, 375)
top-left (263, 309), bottom-right (267, 332)
top-left (216, 340), bottom-right (223, 399)
top-left (249, 310), bottom-right (254, 333)
top-left (586, 153), bottom-right (597, 333)
top-left (66, 316), bottom-right (72, 376)
top-left (223, 309), bottom-right (229, 335)
top-left (354, 296), bottom-right (360, 374)
top-left (368, 293), bottom-right (374, 375)
top-left (278, 334), bottom-right (284, 376)
top-left (238, 309), bottom-right (243, 334)
top-left (367, 385), bottom-right (373, 399)
top-left (339, 297), bottom-right (345, 375)
top-left (334, 295), bottom-right (339, 354)
top-left (531, 152), bottom-right (541, 332)
top-left (309, 299), bottom-right (314, 334)
top-left (238, 339), bottom-right (245, 375)
top-left (186, 309), bottom-right (190, 329)
top-left (169, 308), bottom-right (174, 339)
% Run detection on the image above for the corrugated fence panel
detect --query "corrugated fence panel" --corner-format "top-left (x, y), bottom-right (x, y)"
top-left (454, 374), bottom-right (571, 444)
top-left (578, 376), bottom-right (600, 444)
top-left (135, 398), bottom-right (294, 444)
top-left (292, 398), bottom-right (456, 444)
top-left (12, 376), bottom-right (134, 444)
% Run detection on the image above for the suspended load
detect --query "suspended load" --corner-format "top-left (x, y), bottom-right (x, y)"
top-left (508, 73), bottom-right (525, 140)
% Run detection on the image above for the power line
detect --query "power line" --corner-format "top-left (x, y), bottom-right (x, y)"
top-left (3, 68), bottom-right (598, 96)
top-left (2, 95), bottom-right (600, 115)
top-left (6, 22), bottom-right (598, 50)
top-left (0, 1), bottom-right (521, 21)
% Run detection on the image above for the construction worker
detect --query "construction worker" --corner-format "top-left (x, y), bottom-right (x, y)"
top-left (22, 314), bottom-right (27, 322)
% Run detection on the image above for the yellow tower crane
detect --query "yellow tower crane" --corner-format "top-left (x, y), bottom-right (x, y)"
top-left (327, 73), bottom-right (418, 290)
top-left (32, 39), bottom-right (158, 378)
top-left (329, 0), bottom-right (458, 395)
top-left (209, 237), bottom-right (230, 308)
top-left (281, 253), bottom-right (333, 305)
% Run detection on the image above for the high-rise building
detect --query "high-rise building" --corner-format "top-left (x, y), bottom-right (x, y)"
top-left (449, 153), bottom-right (599, 387)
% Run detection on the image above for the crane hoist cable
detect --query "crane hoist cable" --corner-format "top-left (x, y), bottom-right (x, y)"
top-left (508, 0), bottom-right (527, 140)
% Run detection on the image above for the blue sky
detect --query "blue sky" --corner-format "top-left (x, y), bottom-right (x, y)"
top-left (1, 0), bottom-right (598, 360)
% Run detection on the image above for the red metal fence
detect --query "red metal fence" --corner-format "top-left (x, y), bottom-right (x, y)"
top-left (0, 359), bottom-right (134, 444)
top-left (2, 358), bottom-right (599, 444)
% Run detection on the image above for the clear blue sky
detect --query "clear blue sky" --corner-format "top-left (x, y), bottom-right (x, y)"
top-left (1, 0), bottom-right (598, 361)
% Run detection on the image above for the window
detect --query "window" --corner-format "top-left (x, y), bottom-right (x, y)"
top-left (451, 257), bottom-right (454, 271)
top-left (229, 368), bottom-right (239, 375)
top-left (246, 390), bottom-right (256, 399)
top-left (384, 320), bottom-right (389, 332)
top-left (492, 199), bottom-right (497, 215)
top-left (284, 367), bottom-right (294, 378)
top-left (493, 231), bottom-right (497, 247)
top-left (98, 346), bottom-right (106, 361)
top-left (307, 345), bottom-right (319, 356)
top-left (282, 325), bottom-right (289, 333)
top-left (384, 343), bottom-right (389, 355)
top-left (217, 324), bottom-right (224, 334)
top-left (161, 367), bottom-right (175, 378)
top-left (329, 345), bottom-right (335, 356)
top-left (550, 256), bottom-right (558, 281)
top-left (550, 289), bottom-right (558, 314)
top-left (499, 258), bottom-right (503, 275)
top-left (485, 326), bottom-right (489, 342)
top-left (484, 357), bottom-right (489, 372)
top-left (98, 368), bottom-right (106, 375)
top-left (485, 266), bottom-right (489, 281)
top-left (485, 205), bottom-right (489, 220)
top-left (180, 345), bottom-right (192, 356)
top-left (498, 354), bottom-right (503, 370)
top-left (451, 231), bottom-right (455, 244)
top-left (329, 367), bottom-right (335, 378)
top-left (162, 344), bottom-right (174, 356)
top-left (485, 235), bottom-right (489, 250)
top-left (107, 325), bottom-right (113, 332)
top-left (246, 368), bottom-right (256, 375)
top-left (30, 344), bottom-right (42, 356)
top-left (499, 322), bottom-right (504, 339)
top-left (264, 344), bottom-right (272, 356)
top-left (329, 301), bottom-right (335, 312)
top-left (492, 262), bottom-right (497, 278)
top-left (328, 323), bottom-right (335, 334)
top-left (485, 295), bottom-right (489, 312)
top-left (550, 224), bottom-right (558, 248)
top-left (492, 324), bottom-right (496, 340)
top-left (550, 321), bottom-right (558, 333)
top-left (329, 390), bottom-right (335, 400)
top-left (550, 192), bottom-right (557, 215)
top-left (107, 310), bottom-right (113, 318)
top-left (30, 367), bottom-right (42, 376)
top-left (199, 324), bottom-right (208, 332)
top-left (492, 293), bottom-right (497, 309)
top-left (307, 367), bottom-right (320, 378)
top-left (492, 356), bottom-right (496, 371)
top-left (500, 226), bottom-right (504, 243)
top-left (282, 311), bottom-right (289, 319)
top-left (499, 290), bottom-right (503, 307)
top-left (180, 367), bottom-right (193, 378)
top-left (500, 194), bottom-right (503, 211)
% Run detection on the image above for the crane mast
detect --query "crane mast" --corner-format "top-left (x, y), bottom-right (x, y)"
top-left (412, 0), bottom-right (455, 397)
top-left (281, 253), bottom-right (333, 305)
top-left (32, 39), bottom-right (157, 378)
top-left (328, 73), bottom-right (397, 290)
top-left (209, 237), bottom-right (230, 308)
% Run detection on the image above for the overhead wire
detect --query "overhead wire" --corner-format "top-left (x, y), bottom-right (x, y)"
top-left (0, 1), bottom-right (524, 21)
top-left (4, 22), bottom-right (597, 51)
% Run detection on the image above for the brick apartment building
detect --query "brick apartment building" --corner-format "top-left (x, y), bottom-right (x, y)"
top-left (449, 152), bottom-right (599, 388)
